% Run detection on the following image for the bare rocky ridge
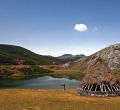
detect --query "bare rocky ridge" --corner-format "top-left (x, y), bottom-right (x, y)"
top-left (92, 44), bottom-right (120, 70)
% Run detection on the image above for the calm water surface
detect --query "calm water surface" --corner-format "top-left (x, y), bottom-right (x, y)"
top-left (0, 76), bottom-right (80, 89)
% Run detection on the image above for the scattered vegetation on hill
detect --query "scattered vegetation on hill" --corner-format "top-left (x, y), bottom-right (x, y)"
top-left (0, 44), bottom-right (62, 65)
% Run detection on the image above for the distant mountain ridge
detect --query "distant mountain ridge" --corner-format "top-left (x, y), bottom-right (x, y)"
top-left (0, 44), bottom-right (62, 65)
top-left (58, 54), bottom-right (85, 62)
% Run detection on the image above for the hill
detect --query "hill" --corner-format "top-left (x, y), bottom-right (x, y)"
top-left (65, 44), bottom-right (120, 79)
top-left (0, 44), bottom-right (62, 65)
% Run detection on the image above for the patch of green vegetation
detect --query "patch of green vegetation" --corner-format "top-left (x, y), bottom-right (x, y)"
top-left (0, 55), bottom-right (17, 65)
top-left (54, 72), bottom-right (84, 80)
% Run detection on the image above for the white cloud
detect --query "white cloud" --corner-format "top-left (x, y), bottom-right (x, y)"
top-left (74, 24), bottom-right (88, 32)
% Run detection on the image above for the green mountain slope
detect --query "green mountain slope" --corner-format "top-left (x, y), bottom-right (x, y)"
top-left (0, 44), bottom-right (62, 65)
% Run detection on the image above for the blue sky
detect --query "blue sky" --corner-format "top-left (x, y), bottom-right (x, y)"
top-left (0, 0), bottom-right (120, 56)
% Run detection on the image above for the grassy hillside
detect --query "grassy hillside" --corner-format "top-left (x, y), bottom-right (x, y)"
top-left (0, 89), bottom-right (120, 110)
top-left (0, 44), bottom-right (62, 65)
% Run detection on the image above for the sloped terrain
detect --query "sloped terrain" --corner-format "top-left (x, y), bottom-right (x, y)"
top-left (0, 44), bottom-right (62, 65)
top-left (67, 44), bottom-right (120, 80)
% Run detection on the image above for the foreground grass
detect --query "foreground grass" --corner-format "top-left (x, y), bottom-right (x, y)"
top-left (0, 89), bottom-right (120, 110)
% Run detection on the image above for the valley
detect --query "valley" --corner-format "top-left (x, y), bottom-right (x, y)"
top-left (1, 44), bottom-right (120, 88)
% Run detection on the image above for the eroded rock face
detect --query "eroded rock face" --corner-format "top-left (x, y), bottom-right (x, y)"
top-left (90, 44), bottom-right (120, 70)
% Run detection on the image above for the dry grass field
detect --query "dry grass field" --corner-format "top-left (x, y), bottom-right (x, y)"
top-left (0, 89), bottom-right (120, 110)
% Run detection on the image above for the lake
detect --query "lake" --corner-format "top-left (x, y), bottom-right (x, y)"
top-left (0, 76), bottom-right (80, 89)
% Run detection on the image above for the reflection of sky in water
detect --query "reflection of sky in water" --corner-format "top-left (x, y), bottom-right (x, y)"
top-left (3, 76), bottom-right (80, 89)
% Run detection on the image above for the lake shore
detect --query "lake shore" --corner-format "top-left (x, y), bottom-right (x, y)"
top-left (0, 89), bottom-right (120, 110)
